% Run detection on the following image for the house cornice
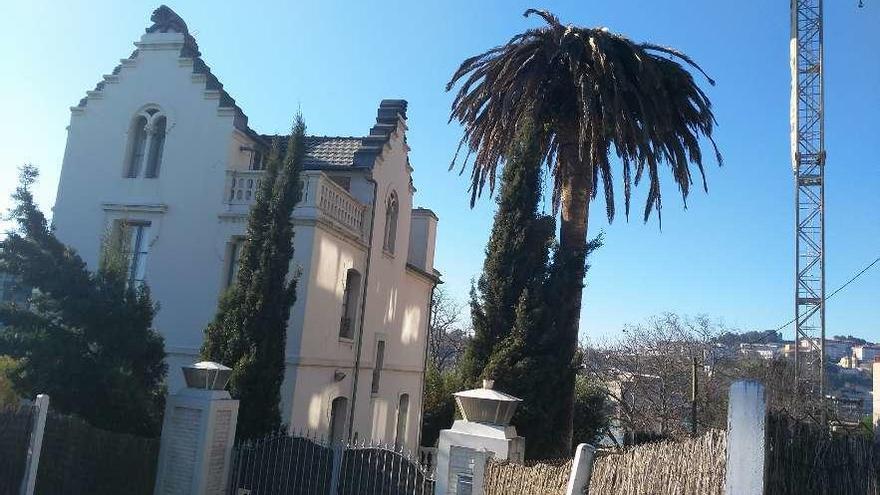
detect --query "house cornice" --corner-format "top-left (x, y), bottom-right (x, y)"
top-left (102, 202), bottom-right (168, 214)
top-left (405, 262), bottom-right (442, 284)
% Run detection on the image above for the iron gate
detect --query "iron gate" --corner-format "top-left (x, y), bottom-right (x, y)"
top-left (227, 431), bottom-right (435, 495)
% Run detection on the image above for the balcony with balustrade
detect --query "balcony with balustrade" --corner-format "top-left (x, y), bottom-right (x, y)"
top-left (224, 169), bottom-right (368, 241)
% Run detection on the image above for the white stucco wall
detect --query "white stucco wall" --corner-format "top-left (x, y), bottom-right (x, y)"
top-left (53, 31), bottom-right (241, 392)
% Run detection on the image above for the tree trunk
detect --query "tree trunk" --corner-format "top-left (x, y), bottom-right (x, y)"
top-left (555, 139), bottom-right (592, 454)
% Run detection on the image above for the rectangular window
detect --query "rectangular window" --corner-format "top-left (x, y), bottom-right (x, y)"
top-left (250, 150), bottom-right (264, 171)
top-left (226, 238), bottom-right (244, 287)
top-left (371, 340), bottom-right (385, 395)
top-left (116, 221), bottom-right (150, 286)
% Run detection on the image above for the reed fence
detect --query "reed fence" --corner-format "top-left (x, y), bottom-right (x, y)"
top-left (0, 404), bottom-right (36, 495)
top-left (483, 458), bottom-right (572, 495)
top-left (589, 429), bottom-right (727, 495)
top-left (34, 411), bottom-right (159, 495)
top-left (766, 413), bottom-right (880, 494)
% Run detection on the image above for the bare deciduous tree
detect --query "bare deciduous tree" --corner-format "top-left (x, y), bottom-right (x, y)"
top-left (584, 313), bottom-right (830, 444)
top-left (584, 313), bottom-right (730, 441)
top-left (428, 288), bottom-right (470, 372)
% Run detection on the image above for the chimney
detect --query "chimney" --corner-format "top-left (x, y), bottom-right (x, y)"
top-left (407, 208), bottom-right (438, 273)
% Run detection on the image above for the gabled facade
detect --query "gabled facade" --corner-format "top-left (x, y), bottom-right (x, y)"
top-left (51, 6), bottom-right (439, 449)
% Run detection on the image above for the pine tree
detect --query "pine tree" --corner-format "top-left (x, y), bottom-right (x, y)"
top-left (0, 165), bottom-right (167, 436)
top-left (463, 120), bottom-right (555, 387)
top-left (202, 114), bottom-right (306, 440)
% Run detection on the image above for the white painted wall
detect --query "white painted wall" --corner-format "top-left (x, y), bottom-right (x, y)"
top-left (52, 23), bottom-right (437, 451)
top-left (53, 30), bottom-right (240, 386)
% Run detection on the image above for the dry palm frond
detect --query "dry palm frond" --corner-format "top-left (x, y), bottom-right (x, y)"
top-left (448, 9), bottom-right (721, 222)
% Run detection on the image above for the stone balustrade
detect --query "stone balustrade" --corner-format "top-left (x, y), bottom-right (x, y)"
top-left (225, 169), bottom-right (367, 239)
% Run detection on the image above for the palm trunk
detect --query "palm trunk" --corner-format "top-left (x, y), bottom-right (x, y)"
top-left (554, 139), bottom-right (591, 455)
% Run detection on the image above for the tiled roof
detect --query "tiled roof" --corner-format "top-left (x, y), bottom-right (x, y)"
top-left (304, 136), bottom-right (363, 168)
top-left (259, 100), bottom-right (408, 170)
top-left (260, 135), bottom-right (365, 169)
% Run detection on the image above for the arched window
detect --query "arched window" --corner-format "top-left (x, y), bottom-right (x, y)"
top-left (125, 116), bottom-right (149, 178)
top-left (383, 192), bottom-right (399, 254)
top-left (395, 393), bottom-right (410, 447)
top-left (145, 115), bottom-right (166, 178)
top-left (125, 107), bottom-right (167, 178)
top-left (329, 396), bottom-right (349, 444)
top-left (339, 268), bottom-right (361, 339)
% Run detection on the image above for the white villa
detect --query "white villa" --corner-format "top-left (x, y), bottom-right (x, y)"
top-left (51, 6), bottom-right (439, 450)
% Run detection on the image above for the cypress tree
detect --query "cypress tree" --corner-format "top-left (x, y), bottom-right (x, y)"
top-left (0, 165), bottom-right (167, 436)
top-left (466, 119), bottom-right (604, 458)
top-left (202, 114), bottom-right (306, 440)
top-left (485, 238), bottom-right (602, 458)
top-left (462, 120), bottom-right (555, 388)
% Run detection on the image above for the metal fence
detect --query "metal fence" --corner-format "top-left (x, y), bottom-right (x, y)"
top-left (0, 404), bottom-right (36, 495)
top-left (228, 430), bottom-right (435, 495)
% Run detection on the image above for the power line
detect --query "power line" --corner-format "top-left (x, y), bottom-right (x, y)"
top-left (746, 255), bottom-right (880, 345)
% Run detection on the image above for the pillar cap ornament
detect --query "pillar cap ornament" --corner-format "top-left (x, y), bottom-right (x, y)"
top-left (182, 361), bottom-right (232, 390)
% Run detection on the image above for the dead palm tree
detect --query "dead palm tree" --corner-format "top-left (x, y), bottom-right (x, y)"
top-left (448, 9), bottom-right (721, 452)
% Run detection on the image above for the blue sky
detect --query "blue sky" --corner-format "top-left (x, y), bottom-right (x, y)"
top-left (1, 1), bottom-right (877, 342)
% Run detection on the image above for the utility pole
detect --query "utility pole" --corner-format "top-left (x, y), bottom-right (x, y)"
top-left (691, 357), bottom-right (698, 436)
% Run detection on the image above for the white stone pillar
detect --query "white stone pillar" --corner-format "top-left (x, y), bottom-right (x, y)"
top-left (565, 443), bottom-right (597, 495)
top-left (872, 360), bottom-right (880, 438)
top-left (434, 380), bottom-right (524, 495)
top-left (154, 363), bottom-right (239, 495)
top-left (20, 394), bottom-right (49, 495)
top-left (724, 380), bottom-right (767, 495)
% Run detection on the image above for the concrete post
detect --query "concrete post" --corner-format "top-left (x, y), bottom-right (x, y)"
top-left (872, 359), bottom-right (880, 439)
top-left (154, 363), bottom-right (238, 495)
top-left (724, 380), bottom-right (767, 495)
top-left (19, 394), bottom-right (49, 495)
top-left (565, 443), bottom-right (597, 495)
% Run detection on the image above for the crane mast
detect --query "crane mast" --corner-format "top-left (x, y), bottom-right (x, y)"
top-left (791, 0), bottom-right (826, 401)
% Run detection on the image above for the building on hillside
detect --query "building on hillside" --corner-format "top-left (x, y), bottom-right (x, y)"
top-left (797, 338), bottom-right (853, 363)
top-left (839, 355), bottom-right (859, 369)
top-left (739, 342), bottom-right (783, 360)
top-left (853, 344), bottom-right (880, 364)
top-left (50, 6), bottom-right (439, 449)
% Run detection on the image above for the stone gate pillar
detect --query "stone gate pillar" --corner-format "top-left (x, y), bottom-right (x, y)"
top-left (435, 379), bottom-right (525, 495)
top-left (872, 358), bottom-right (880, 439)
top-left (154, 362), bottom-right (239, 495)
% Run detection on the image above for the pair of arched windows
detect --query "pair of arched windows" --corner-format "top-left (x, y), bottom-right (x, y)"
top-left (125, 108), bottom-right (167, 178)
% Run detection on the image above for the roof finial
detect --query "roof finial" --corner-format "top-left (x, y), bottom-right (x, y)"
top-left (146, 5), bottom-right (189, 35)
